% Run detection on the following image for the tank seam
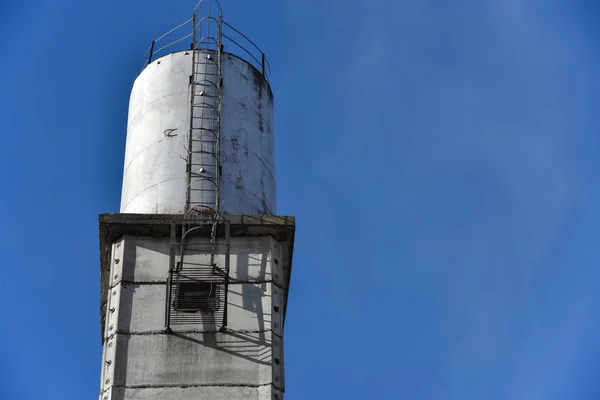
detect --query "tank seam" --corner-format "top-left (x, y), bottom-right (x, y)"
top-left (121, 177), bottom-right (186, 211)
top-left (123, 137), bottom-right (178, 176)
top-left (127, 91), bottom-right (190, 130)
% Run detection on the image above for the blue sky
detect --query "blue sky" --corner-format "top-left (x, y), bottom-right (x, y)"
top-left (1, 0), bottom-right (599, 399)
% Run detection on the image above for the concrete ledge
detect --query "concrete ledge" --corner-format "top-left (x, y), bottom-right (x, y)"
top-left (99, 213), bottom-right (295, 342)
top-left (105, 384), bottom-right (283, 400)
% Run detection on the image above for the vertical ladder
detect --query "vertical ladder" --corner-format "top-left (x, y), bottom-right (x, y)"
top-left (166, 1), bottom-right (229, 332)
top-left (186, 19), bottom-right (221, 215)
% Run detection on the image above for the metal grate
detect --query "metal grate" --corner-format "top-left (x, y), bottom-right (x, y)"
top-left (166, 219), bottom-right (231, 331)
top-left (169, 280), bottom-right (225, 324)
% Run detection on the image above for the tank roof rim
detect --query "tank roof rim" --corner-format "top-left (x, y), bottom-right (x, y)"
top-left (135, 49), bottom-right (273, 96)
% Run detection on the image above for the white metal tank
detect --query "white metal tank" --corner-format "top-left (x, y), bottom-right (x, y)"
top-left (120, 50), bottom-right (276, 215)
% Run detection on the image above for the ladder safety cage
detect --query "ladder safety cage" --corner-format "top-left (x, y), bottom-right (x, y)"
top-left (163, 0), bottom-right (233, 332)
top-left (166, 217), bottom-right (231, 330)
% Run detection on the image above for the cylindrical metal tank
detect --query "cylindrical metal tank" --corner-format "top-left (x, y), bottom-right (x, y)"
top-left (120, 50), bottom-right (276, 215)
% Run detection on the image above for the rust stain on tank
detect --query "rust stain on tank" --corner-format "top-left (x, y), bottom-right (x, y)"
top-left (258, 102), bottom-right (264, 133)
top-left (230, 134), bottom-right (240, 164)
top-left (235, 174), bottom-right (244, 190)
top-left (248, 64), bottom-right (271, 133)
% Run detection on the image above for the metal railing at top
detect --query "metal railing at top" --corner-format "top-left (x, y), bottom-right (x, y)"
top-left (139, 3), bottom-right (272, 83)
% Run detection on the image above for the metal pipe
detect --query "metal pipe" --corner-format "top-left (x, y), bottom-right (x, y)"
top-left (155, 17), bottom-right (193, 42)
top-left (222, 20), bottom-right (263, 54)
top-left (147, 41), bottom-right (155, 65)
top-left (165, 222), bottom-right (177, 330)
top-left (222, 221), bottom-right (231, 329)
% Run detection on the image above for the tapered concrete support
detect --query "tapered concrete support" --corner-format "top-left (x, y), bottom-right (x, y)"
top-left (98, 214), bottom-right (294, 400)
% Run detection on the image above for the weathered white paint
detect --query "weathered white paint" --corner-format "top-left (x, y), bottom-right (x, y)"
top-left (100, 241), bottom-right (124, 397)
top-left (121, 51), bottom-right (276, 215)
top-left (220, 53), bottom-right (276, 215)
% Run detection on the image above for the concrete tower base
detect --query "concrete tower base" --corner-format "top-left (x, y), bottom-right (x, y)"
top-left (98, 214), bottom-right (294, 400)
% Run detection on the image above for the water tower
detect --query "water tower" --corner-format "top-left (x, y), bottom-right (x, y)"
top-left (98, 2), bottom-right (294, 399)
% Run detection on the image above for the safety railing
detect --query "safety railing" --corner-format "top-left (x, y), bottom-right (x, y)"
top-left (139, 1), bottom-right (272, 83)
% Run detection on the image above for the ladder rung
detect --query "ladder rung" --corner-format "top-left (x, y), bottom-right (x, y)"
top-left (178, 261), bottom-right (215, 267)
top-left (189, 178), bottom-right (216, 182)
top-left (193, 72), bottom-right (218, 76)
top-left (192, 82), bottom-right (218, 87)
top-left (189, 163), bottom-right (216, 168)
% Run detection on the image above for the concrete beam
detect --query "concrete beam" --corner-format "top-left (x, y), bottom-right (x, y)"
top-left (102, 384), bottom-right (283, 400)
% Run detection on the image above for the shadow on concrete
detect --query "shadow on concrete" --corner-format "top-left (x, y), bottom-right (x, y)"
top-left (114, 235), bottom-right (273, 368)
top-left (173, 330), bottom-right (271, 365)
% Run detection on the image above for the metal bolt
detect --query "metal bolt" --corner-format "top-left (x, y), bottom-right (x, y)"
top-left (274, 323), bottom-right (278, 328)
top-left (274, 339), bottom-right (279, 346)
top-left (114, 258), bottom-right (120, 264)
top-left (110, 308), bottom-right (116, 313)
top-left (274, 274), bottom-right (279, 280)
top-left (105, 360), bottom-right (112, 366)
top-left (105, 379), bottom-right (110, 384)
top-left (108, 342), bottom-right (113, 348)
top-left (116, 242), bottom-right (121, 248)
top-left (114, 274), bottom-right (119, 280)
top-left (109, 325), bottom-right (114, 331)
top-left (273, 306), bottom-right (279, 312)
top-left (112, 290), bottom-right (117, 295)
top-left (274, 376), bottom-right (279, 382)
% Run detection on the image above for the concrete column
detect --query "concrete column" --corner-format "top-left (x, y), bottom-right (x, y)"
top-left (98, 214), bottom-right (294, 400)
